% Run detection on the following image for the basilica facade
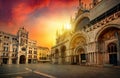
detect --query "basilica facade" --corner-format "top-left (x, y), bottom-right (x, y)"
top-left (51, 0), bottom-right (120, 66)
top-left (0, 27), bottom-right (37, 64)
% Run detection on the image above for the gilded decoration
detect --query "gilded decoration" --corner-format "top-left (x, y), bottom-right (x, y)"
top-left (70, 36), bottom-right (86, 50)
top-left (98, 28), bottom-right (120, 41)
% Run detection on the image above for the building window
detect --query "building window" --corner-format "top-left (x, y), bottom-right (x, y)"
top-left (39, 57), bottom-right (41, 59)
top-left (4, 36), bottom-right (6, 38)
top-left (12, 38), bottom-right (14, 40)
top-left (4, 43), bottom-right (9, 45)
top-left (29, 47), bottom-right (32, 49)
top-left (22, 47), bottom-right (26, 51)
top-left (34, 51), bottom-right (37, 54)
top-left (12, 54), bottom-right (14, 57)
top-left (28, 55), bottom-right (32, 58)
top-left (6, 53), bottom-right (8, 57)
top-left (4, 36), bottom-right (9, 39)
top-left (3, 47), bottom-right (9, 52)
top-left (15, 48), bottom-right (17, 52)
top-left (34, 56), bottom-right (37, 58)
top-left (3, 53), bottom-right (5, 56)
top-left (29, 50), bottom-right (32, 54)
top-left (13, 48), bottom-right (17, 52)
top-left (34, 48), bottom-right (37, 50)
top-left (3, 53), bottom-right (8, 57)
top-left (108, 43), bottom-right (117, 53)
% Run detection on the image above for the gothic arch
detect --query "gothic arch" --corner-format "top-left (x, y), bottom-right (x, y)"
top-left (73, 12), bottom-right (90, 31)
top-left (75, 45), bottom-right (86, 54)
top-left (55, 49), bottom-right (59, 64)
top-left (95, 24), bottom-right (120, 65)
top-left (69, 32), bottom-right (88, 50)
top-left (107, 42), bottom-right (117, 53)
top-left (95, 24), bottom-right (120, 41)
top-left (55, 49), bottom-right (59, 54)
top-left (19, 55), bottom-right (26, 64)
top-left (60, 45), bottom-right (66, 64)
top-left (69, 35), bottom-right (87, 65)
top-left (60, 45), bottom-right (66, 57)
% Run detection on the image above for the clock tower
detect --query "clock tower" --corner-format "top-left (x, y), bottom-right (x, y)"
top-left (17, 27), bottom-right (29, 64)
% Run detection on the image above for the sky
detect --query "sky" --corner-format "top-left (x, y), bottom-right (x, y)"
top-left (0, 0), bottom-right (91, 49)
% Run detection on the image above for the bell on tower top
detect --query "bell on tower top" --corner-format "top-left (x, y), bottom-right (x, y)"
top-left (22, 26), bottom-right (24, 29)
top-left (17, 26), bottom-right (29, 37)
top-left (20, 26), bottom-right (25, 30)
top-left (19, 26), bottom-right (27, 32)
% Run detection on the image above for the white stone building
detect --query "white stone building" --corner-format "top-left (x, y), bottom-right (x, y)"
top-left (37, 46), bottom-right (50, 63)
top-left (51, 0), bottom-right (120, 66)
top-left (0, 27), bottom-right (37, 64)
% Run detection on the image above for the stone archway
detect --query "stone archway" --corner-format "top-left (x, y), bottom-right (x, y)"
top-left (108, 43), bottom-right (117, 65)
top-left (97, 26), bottom-right (120, 65)
top-left (55, 49), bottom-right (59, 64)
top-left (75, 47), bottom-right (86, 64)
top-left (74, 17), bottom-right (90, 31)
top-left (60, 46), bottom-right (66, 64)
top-left (69, 33), bottom-right (87, 65)
top-left (19, 55), bottom-right (26, 64)
top-left (73, 13), bottom-right (90, 32)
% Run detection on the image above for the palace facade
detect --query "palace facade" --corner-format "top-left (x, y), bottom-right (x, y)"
top-left (51, 0), bottom-right (120, 66)
top-left (0, 27), bottom-right (37, 64)
top-left (37, 46), bottom-right (50, 63)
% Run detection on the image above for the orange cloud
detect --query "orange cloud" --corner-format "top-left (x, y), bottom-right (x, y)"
top-left (11, 0), bottom-right (50, 25)
top-left (0, 0), bottom-right (92, 49)
top-left (49, 0), bottom-right (78, 10)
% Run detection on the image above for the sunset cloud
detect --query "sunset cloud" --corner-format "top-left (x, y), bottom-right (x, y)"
top-left (0, 0), bottom-right (50, 26)
top-left (0, 0), bottom-right (91, 48)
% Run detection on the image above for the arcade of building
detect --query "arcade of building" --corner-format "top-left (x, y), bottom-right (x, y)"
top-left (51, 0), bottom-right (120, 66)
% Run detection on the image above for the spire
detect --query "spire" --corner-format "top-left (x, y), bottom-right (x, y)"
top-left (70, 16), bottom-right (73, 24)
top-left (79, 0), bottom-right (81, 6)
top-left (56, 29), bottom-right (59, 37)
top-left (79, 0), bottom-right (83, 9)
top-left (93, 0), bottom-right (99, 6)
top-left (62, 25), bottom-right (65, 32)
top-left (89, 3), bottom-right (92, 9)
top-left (84, 4), bottom-right (86, 10)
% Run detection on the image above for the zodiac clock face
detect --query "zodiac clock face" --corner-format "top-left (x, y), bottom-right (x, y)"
top-left (21, 33), bottom-right (27, 38)
top-left (19, 32), bottom-right (28, 46)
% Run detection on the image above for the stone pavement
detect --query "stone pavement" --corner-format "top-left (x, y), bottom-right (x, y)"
top-left (0, 64), bottom-right (49, 78)
top-left (0, 64), bottom-right (120, 78)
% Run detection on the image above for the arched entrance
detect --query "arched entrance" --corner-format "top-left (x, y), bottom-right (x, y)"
top-left (55, 49), bottom-right (59, 64)
top-left (60, 46), bottom-right (66, 64)
top-left (108, 43), bottom-right (117, 65)
top-left (97, 26), bottom-right (120, 65)
top-left (70, 33), bottom-right (87, 65)
top-left (19, 55), bottom-right (26, 64)
top-left (75, 47), bottom-right (86, 64)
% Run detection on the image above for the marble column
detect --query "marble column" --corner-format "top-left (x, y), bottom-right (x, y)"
top-left (8, 58), bottom-right (12, 64)
top-left (74, 56), bottom-right (76, 63)
top-left (17, 56), bottom-right (20, 64)
top-left (115, 32), bottom-right (120, 65)
top-left (26, 55), bottom-right (28, 64)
